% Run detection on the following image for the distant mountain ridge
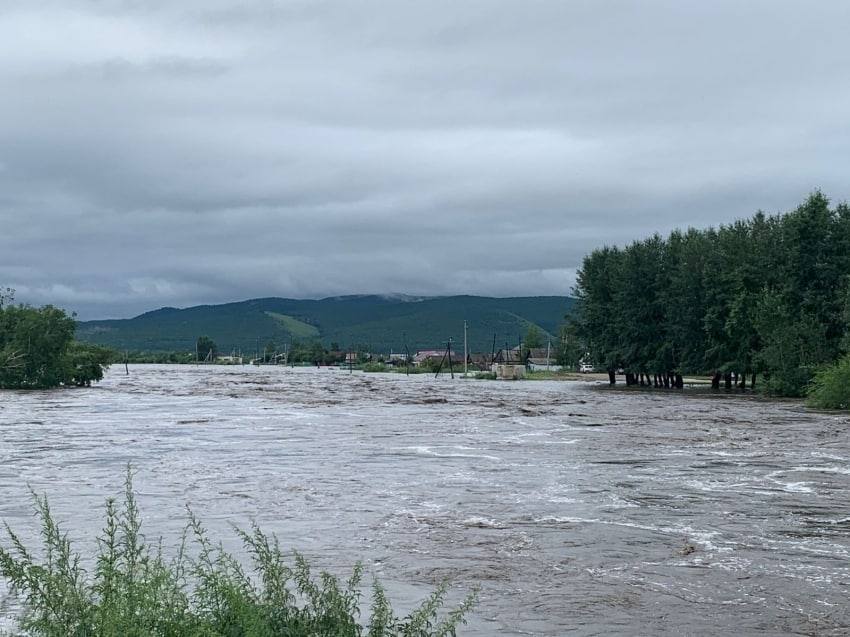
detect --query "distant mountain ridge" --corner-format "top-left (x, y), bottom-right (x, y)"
top-left (77, 295), bottom-right (576, 354)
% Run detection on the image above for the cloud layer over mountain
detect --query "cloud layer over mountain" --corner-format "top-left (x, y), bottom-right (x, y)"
top-left (2, 1), bottom-right (848, 318)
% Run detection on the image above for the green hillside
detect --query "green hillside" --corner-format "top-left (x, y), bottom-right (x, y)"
top-left (76, 295), bottom-right (576, 354)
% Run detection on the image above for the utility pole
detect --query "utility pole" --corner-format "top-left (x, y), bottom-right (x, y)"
top-left (546, 339), bottom-right (551, 371)
top-left (463, 320), bottom-right (468, 377)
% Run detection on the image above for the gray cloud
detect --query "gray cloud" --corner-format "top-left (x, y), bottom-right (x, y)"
top-left (1, 0), bottom-right (849, 318)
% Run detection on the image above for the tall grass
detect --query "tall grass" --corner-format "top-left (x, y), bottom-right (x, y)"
top-left (0, 470), bottom-right (476, 636)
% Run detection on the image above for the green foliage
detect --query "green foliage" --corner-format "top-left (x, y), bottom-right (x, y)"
top-left (523, 325), bottom-right (543, 349)
top-left (806, 354), bottom-right (850, 410)
top-left (196, 336), bottom-right (217, 361)
top-left (288, 340), bottom-right (334, 364)
top-left (361, 362), bottom-right (389, 373)
top-left (0, 469), bottom-right (476, 636)
top-left (573, 192), bottom-right (850, 395)
top-left (64, 342), bottom-right (113, 387)
top-left (76, 296), bottom-right (573, 355)
top-left (555, 323), bottom-right (584, 369)
top-left (0, 304), bottom-right (75, 388)
top-left (0, 302), bottom-right (111, 389)
top-left (265, 312), bottom-right (320, 339)
top-left (122, 351), bottom-right (196, 364)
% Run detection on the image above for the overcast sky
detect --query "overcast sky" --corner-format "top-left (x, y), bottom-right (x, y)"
top-left (2, 1), bottom-right (849, 319)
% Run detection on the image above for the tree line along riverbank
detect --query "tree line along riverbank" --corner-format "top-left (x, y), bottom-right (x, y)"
top-left (571, 192), bottom-right (850, 409)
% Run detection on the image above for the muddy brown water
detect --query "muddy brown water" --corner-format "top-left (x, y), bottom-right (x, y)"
top-left (1, 365), bottom-right (850, 635)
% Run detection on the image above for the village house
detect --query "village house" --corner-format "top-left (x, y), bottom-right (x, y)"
top-left (526, 347), bottom-right (563, 372)
top-left (413, 349), bottom-right (445, 366)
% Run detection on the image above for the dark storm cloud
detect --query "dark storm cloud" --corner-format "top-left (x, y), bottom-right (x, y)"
top-left (1, 1), bottom-right (849, 318)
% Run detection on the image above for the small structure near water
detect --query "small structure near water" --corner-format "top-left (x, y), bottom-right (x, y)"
top-left (491, 347), bottom-right (527, 380)
top-left (492, 363), bottom-right (526, 380)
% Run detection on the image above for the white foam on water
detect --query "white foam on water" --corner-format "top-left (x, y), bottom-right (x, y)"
top-left (398, 446), bottom-right (501, 462)
top-left (765, 470), bottom-right (815, 494)
top-left (784, 482), bottom-right (815, 493)
top-left (811, 451), bottom-right (850, 462)
top-left (792, 465), bottom-right (850, 476)
top-left (462, 516), bottom-right (506, 529)
top-left (685, 479), bottom-right (751, 493)
top-left (530, 516), bottom-right (730, 552)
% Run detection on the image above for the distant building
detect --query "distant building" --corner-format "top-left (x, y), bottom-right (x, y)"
top-left (466, 353), bottom-right (491, 371)
top-left (526, 347), bottom-right (562, 372)
top-left (386, 352), bottom-right (410, 366)
top-left (492, 348), bottom-right (524, 365)
top-left (413, 349), bottom-right (444, 365)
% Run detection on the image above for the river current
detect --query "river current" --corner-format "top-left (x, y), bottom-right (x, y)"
top-left (1, 365), bottom-right (849, 635)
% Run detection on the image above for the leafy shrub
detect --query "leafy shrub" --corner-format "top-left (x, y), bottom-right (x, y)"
top-left (0, 470), bottom-right (476, 636)
top-left (807, 354), bottom-right (850, 410)
top-left (64, 342), bottom-right (113, 387)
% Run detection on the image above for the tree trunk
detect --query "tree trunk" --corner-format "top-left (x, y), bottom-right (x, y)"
top-left (751, 372), bottom-right (757, 390)
top-left (663, 373), bottom-right (670, 389)
top-left (739, 373), bottom-right (746, 389)
top-left (675, 374), bottom-right (684, 389)
top-left (608, 369), bottom-right (616, 385)
top-left (724, 372), bottom-right (732, 390)
top-left (711, 372), bottom-right (721, 389)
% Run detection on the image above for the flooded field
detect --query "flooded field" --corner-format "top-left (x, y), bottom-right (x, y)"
top-left (2, 365), bottom-right (850, 635)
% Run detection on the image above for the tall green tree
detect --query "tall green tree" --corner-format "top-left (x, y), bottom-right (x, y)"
top-left (196, 336), bottom-right (217, 361)
top-left (524, 325), bottom-right (543, 349)
top-left (0, 302), bottom-right (110, 389)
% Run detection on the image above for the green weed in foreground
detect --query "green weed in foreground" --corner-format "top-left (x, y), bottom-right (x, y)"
top-left (807, 354), bottom-right (850, 410)
top-left (0, 471), bottom-right (476, 636)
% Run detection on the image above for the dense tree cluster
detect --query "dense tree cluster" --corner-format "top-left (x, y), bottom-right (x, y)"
top-left (573, 193), bottom-right (850, 395)
top-left (0, 291), bottom-right (112, 389)
top-left (195, 335), bottom-right (218, 361)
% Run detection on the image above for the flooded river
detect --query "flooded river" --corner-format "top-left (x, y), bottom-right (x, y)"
top-left (2, 365), bottom-right (850, 634)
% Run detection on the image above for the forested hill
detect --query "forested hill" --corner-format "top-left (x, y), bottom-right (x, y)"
top-left (77, 295), bottom-right (575, 354)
